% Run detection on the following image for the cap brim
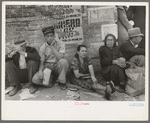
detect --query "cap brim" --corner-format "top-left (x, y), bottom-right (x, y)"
top-left (44, 31), bottom-right (54, 35)
top-left (128, 34), bottom-right (144, 38)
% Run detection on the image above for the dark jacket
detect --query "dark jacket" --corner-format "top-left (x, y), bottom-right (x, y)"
top-left (6, 46), bottom-right (40, 68)
top-left (127, 6), bottom-right (145, 34)
top-left (120, 40), bottom-right (145, 61)
top-left (99, 45), bottom-right (123, 68)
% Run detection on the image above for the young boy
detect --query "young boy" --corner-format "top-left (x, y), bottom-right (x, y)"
top-left (32, 26), bottom-right (69, 90)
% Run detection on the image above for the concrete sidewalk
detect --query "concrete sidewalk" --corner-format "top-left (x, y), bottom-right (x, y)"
top-left (5, 83), bottom-right (145, 101)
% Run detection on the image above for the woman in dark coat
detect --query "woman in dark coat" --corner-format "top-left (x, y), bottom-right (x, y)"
top-left (70, 45), bottom-right (116, 100)
top-left (99, 34), bottom-right (127, 92)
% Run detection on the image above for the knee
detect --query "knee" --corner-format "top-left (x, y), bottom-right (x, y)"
top-left (28, 60), bottom-right (36, 66)
top-left (138, 55), bottom-right (145, 63)
top-left (138, 55), bottom-right (145, 66)
top-left (112, 65), bottom-right (123, 73)
top-left (32, 75), bottom-right (36, 83)
top-left (28, 60), bottom-right (39, 68)
top-left (130, 55), bottom-right (145, 61)
top-left (32, 72), bottom-right (39, 84)
top-left (130, 55), bottom-right (145, 66)
top-left (139, 55), bottom-right (145, 60)
top-left (58, 59), bottom-right (68, 66)
top-left (6, 61), bottom-right (15, 69)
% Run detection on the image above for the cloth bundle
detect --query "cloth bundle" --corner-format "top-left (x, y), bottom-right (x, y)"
top-left (125, 67), bottom-right (145, 97)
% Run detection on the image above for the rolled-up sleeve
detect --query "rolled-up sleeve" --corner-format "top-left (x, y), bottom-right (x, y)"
top-left (58, 41), bottom-right (65, 54)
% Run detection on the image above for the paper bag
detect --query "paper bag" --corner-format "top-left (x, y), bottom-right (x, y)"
top-left (43, 68), bottom-right (51, 85)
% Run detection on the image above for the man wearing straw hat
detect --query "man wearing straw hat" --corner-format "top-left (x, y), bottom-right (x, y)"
top-left (6, 37), bottom-right (40, 96)
top-left (120, 27), bottom-right (145, 67)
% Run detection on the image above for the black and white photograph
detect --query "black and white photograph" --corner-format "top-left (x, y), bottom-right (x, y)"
top-left (1, 1), bottom-right (149, 121)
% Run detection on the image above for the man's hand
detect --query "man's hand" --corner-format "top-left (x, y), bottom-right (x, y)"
top-left (129, 20), bottom-right (134, 26)
top-left (8, 50), bottom-right (18, 58)
top-left (50, 39), bottom-right (56, 47)
top-left (38, 70), bottom-right (43, 80)
top-left (91, 76), bottom-right (98, 84)
top-left (8, 45), bottom-right (25, 58)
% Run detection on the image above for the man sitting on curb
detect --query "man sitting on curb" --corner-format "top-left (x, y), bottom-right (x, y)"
top-left (6, 37), bottom-right (40, 96)
top-left (120, 27), bottom-right (145, 67)
top-left (32, 26), bottom-right (69, 90)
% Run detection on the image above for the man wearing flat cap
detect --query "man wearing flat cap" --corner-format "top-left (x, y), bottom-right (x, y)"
top-left (5, 37), bottom-right (40, 96)
top-left (120, 27), bottom-right (145, 67)
top-left (32, 26), bottom-right (69, 90)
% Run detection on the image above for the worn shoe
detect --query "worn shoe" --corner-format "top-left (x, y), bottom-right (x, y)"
top-left (58, 83), bottom-right (67, 90)
top-left (5, 86), bottom-right (14, 95)
top-left (9, 84), bottom-right (22, 96)
top-left (109, 81), bottom-right (116, 94)
top-left (105, 82), bottom-right (112, 100)
top-left (105, 84), bottom-right (112, 100)
top-left (29, 84), bottom-right (37, 94)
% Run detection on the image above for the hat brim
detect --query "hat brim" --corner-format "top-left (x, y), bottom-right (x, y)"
top-left (14, 41), bottom-right (27, 46)
top-left (128, 34), bottom-right (144, 38)
top-left (44, 31), bottom-right (54, 35)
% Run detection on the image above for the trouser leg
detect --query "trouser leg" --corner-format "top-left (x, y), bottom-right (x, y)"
top-left (110, 65), bottom-right (126, 86)
top-left (32, 62), bottom-right (55, 88)
top-left (129, 55), bottom-right (145, 67)
top-left (32, 70), bottom-right (55, 88)
top-left (106, 65), bottom-right (126, 93)
top-left (18, 69), bottom-right (28, 83)
top-left (32, 71), bottom-right (41, 84)
top-left (27, 60), bottom-right (39, 85)
top-left (6, 61), bottom-right (20, 86)
top-left (54, 59), bottom-right (69, 84)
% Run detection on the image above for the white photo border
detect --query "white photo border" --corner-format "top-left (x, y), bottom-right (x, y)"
top-left (1, 1), bottom-right (149, 121)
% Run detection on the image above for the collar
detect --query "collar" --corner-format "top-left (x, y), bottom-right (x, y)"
top-left (45, 39), bottom-right (57, 47)
top-left (129, 40), bottom-right (138, 48)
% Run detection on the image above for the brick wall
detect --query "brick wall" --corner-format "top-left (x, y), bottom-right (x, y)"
top-left (6, 5), bottom-right (117, 72)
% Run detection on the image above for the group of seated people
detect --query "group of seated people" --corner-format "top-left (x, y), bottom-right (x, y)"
top-left (5, 26), bottom-right (145, 100)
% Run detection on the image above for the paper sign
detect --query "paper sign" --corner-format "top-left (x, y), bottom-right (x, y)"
top-left (101, 24), bottom-right (118, 40)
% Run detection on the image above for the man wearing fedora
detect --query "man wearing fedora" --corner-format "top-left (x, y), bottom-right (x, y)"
top-left (32, 26), bottom-right (69, 90)
top-left (120, 27), bottom-right (145, 67)
top-left (6, 37), bottom-right (40, 96)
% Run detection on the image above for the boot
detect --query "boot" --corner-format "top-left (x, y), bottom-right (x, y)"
top-left (29, 83), bottom-right (37, 94)
top-left (9, 84), bottom-right (21, 96)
